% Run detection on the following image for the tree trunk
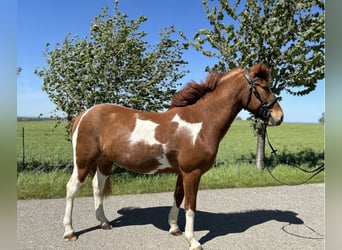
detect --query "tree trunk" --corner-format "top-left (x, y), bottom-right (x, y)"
top-left (256, 122), bottom-right (266, 170)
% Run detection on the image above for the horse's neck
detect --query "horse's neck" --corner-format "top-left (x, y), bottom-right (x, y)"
top-left (188, 84), bottom-right (244, 142)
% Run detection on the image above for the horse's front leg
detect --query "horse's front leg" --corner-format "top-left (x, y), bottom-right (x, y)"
top-left (169, 174), bottom-right (184, 236)
top-left (183, 171), bottom-right (203, 250)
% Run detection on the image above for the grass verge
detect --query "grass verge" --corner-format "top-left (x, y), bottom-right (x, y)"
top-left (17, 165), bottom-right (324, 200)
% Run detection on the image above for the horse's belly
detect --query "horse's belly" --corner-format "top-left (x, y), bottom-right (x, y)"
top-left (108, 143), bottom-right (177, 174)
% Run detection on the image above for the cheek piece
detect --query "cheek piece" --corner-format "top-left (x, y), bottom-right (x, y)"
top-left (243, 67), bottom-right (280, 120)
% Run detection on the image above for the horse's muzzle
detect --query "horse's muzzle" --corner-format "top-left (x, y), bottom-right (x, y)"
top-left (268, 112), bottom-right (283, 126)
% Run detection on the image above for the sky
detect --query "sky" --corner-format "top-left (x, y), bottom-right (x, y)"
top-left (17, 0), bottom-right (324, 123)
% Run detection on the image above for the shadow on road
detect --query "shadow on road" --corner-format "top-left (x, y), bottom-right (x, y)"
top-left (75, 206), bottom-right (304, 244)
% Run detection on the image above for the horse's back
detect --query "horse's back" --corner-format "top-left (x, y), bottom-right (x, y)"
top-left (71, 103), bottom-right (135, 133)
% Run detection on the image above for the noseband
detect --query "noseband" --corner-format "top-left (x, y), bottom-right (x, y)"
top-left (243, 67), bottom-right (280, 119)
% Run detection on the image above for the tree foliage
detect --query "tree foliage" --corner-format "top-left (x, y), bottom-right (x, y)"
top-left (35, 1), bottom-right (188, 121)
top-left (192, 0), bottom-right (324, 96)
top-left (190, 0), bottom-right (324, 170)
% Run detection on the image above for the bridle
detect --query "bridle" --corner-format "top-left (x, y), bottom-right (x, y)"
top-left (243, 67), bottom-right (280, 120)
top-left (243, 68), bottom-right (324, 185)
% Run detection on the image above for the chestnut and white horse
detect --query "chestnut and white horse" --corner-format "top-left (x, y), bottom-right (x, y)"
top-left (63, 63), bottom-right (283, 250)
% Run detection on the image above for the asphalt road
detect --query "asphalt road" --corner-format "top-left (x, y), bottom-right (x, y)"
top-left (17, 184), bottom-right (324, 250)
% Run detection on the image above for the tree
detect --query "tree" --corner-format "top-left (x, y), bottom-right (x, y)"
top-left (35, 0), bottom-right (188, 125)
top-left (190, 0), bottom-right (324, 170)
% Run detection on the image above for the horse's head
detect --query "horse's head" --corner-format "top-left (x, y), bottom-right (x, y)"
top-left (242, 63), bottom-right (283, 126)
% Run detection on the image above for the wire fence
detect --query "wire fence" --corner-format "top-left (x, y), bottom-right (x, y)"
top-left (17, 122), bottom-right (73, 173)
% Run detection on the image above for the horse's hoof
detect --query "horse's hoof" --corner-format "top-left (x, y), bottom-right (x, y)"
top-left (190, 246), bottom-right (203, 250)
top-left (189, 242), bottom-right (203, 250)
top-left (64, 233), bottom-right (78, 242)
top-left (101, 222), bottom-right (112, 230)
top-left (170, 229), bottom-right (183, 236)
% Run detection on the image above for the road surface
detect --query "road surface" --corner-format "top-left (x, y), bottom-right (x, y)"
top-left (17, 184), bottom-right (324, 249)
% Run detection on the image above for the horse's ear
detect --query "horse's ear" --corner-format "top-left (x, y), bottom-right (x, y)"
top-left (250, 62), bottom-right (270, 82)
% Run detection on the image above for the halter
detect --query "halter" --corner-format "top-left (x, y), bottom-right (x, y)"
top-left (243, 67), bottom-right (280, 119)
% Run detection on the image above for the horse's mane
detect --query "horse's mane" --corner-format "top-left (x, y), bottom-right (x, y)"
top-left (169, 63), bottom-right (270, 109)
top-left (169, 72), bottom-right (226, 108)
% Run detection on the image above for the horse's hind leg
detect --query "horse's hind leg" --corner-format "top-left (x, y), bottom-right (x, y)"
top-left (92, 157), bottom-right (113, 230)
top-left (63, 165), bottom-right (84, 241)
top-left (168, 174), bottom-right (184, 236)
top-left (92, 170), bottom-right (111, 229)
top-left (63, 139), bottom-right (97, 240)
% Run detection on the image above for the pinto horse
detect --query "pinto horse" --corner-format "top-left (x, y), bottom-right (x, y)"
top-left (63, 62), bottom-right (283, 250)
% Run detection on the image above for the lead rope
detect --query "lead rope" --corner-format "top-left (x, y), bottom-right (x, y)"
top-left (281, 223), bottom-right (325, 240)
top-left (264, 124), bottom-right (325, 186)
top-left (263, 124), bottom-right (325, 240)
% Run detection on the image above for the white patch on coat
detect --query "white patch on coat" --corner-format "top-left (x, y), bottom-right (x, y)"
top-left (130, 118), bottom-right (172, 173)
top-left (147, 157), bottom-right (169, 174)
top-left (71, 106), bottom-right (94, 168)
top-left (129, 118), bottom-right (160, 145)
top-left (172, 114), bottom-right (202, 146)
top-left (148, 145), bottom-right (172, 174)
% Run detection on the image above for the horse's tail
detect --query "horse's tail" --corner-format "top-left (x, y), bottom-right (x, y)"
top-left (88, 169), bottom-right (112, 197)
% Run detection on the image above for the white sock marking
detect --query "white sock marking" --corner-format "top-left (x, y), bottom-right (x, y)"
top-left (168, 202), bottom-right (180, 233)
top-left (185, 209), bottom-right (201, 249)
top-left (92, 168), bottom-right (109, 224)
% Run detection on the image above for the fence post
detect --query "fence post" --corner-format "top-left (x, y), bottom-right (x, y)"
top-left (22, 127), bottom-right (25, 168)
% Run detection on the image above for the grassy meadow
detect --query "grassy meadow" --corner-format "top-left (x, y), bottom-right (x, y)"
top-left (17, 120), bottom-right (73, 172)
top-left (17, 119), bottom-right (324, 199)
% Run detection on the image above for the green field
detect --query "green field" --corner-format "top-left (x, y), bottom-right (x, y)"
top-left (17, 120), bottom-right (73, 172)
top-left (17, 119), bottom-right (324, 199)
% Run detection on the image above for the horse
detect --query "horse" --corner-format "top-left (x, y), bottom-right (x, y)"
top-left (63, 62), bottom-right (283, 250)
